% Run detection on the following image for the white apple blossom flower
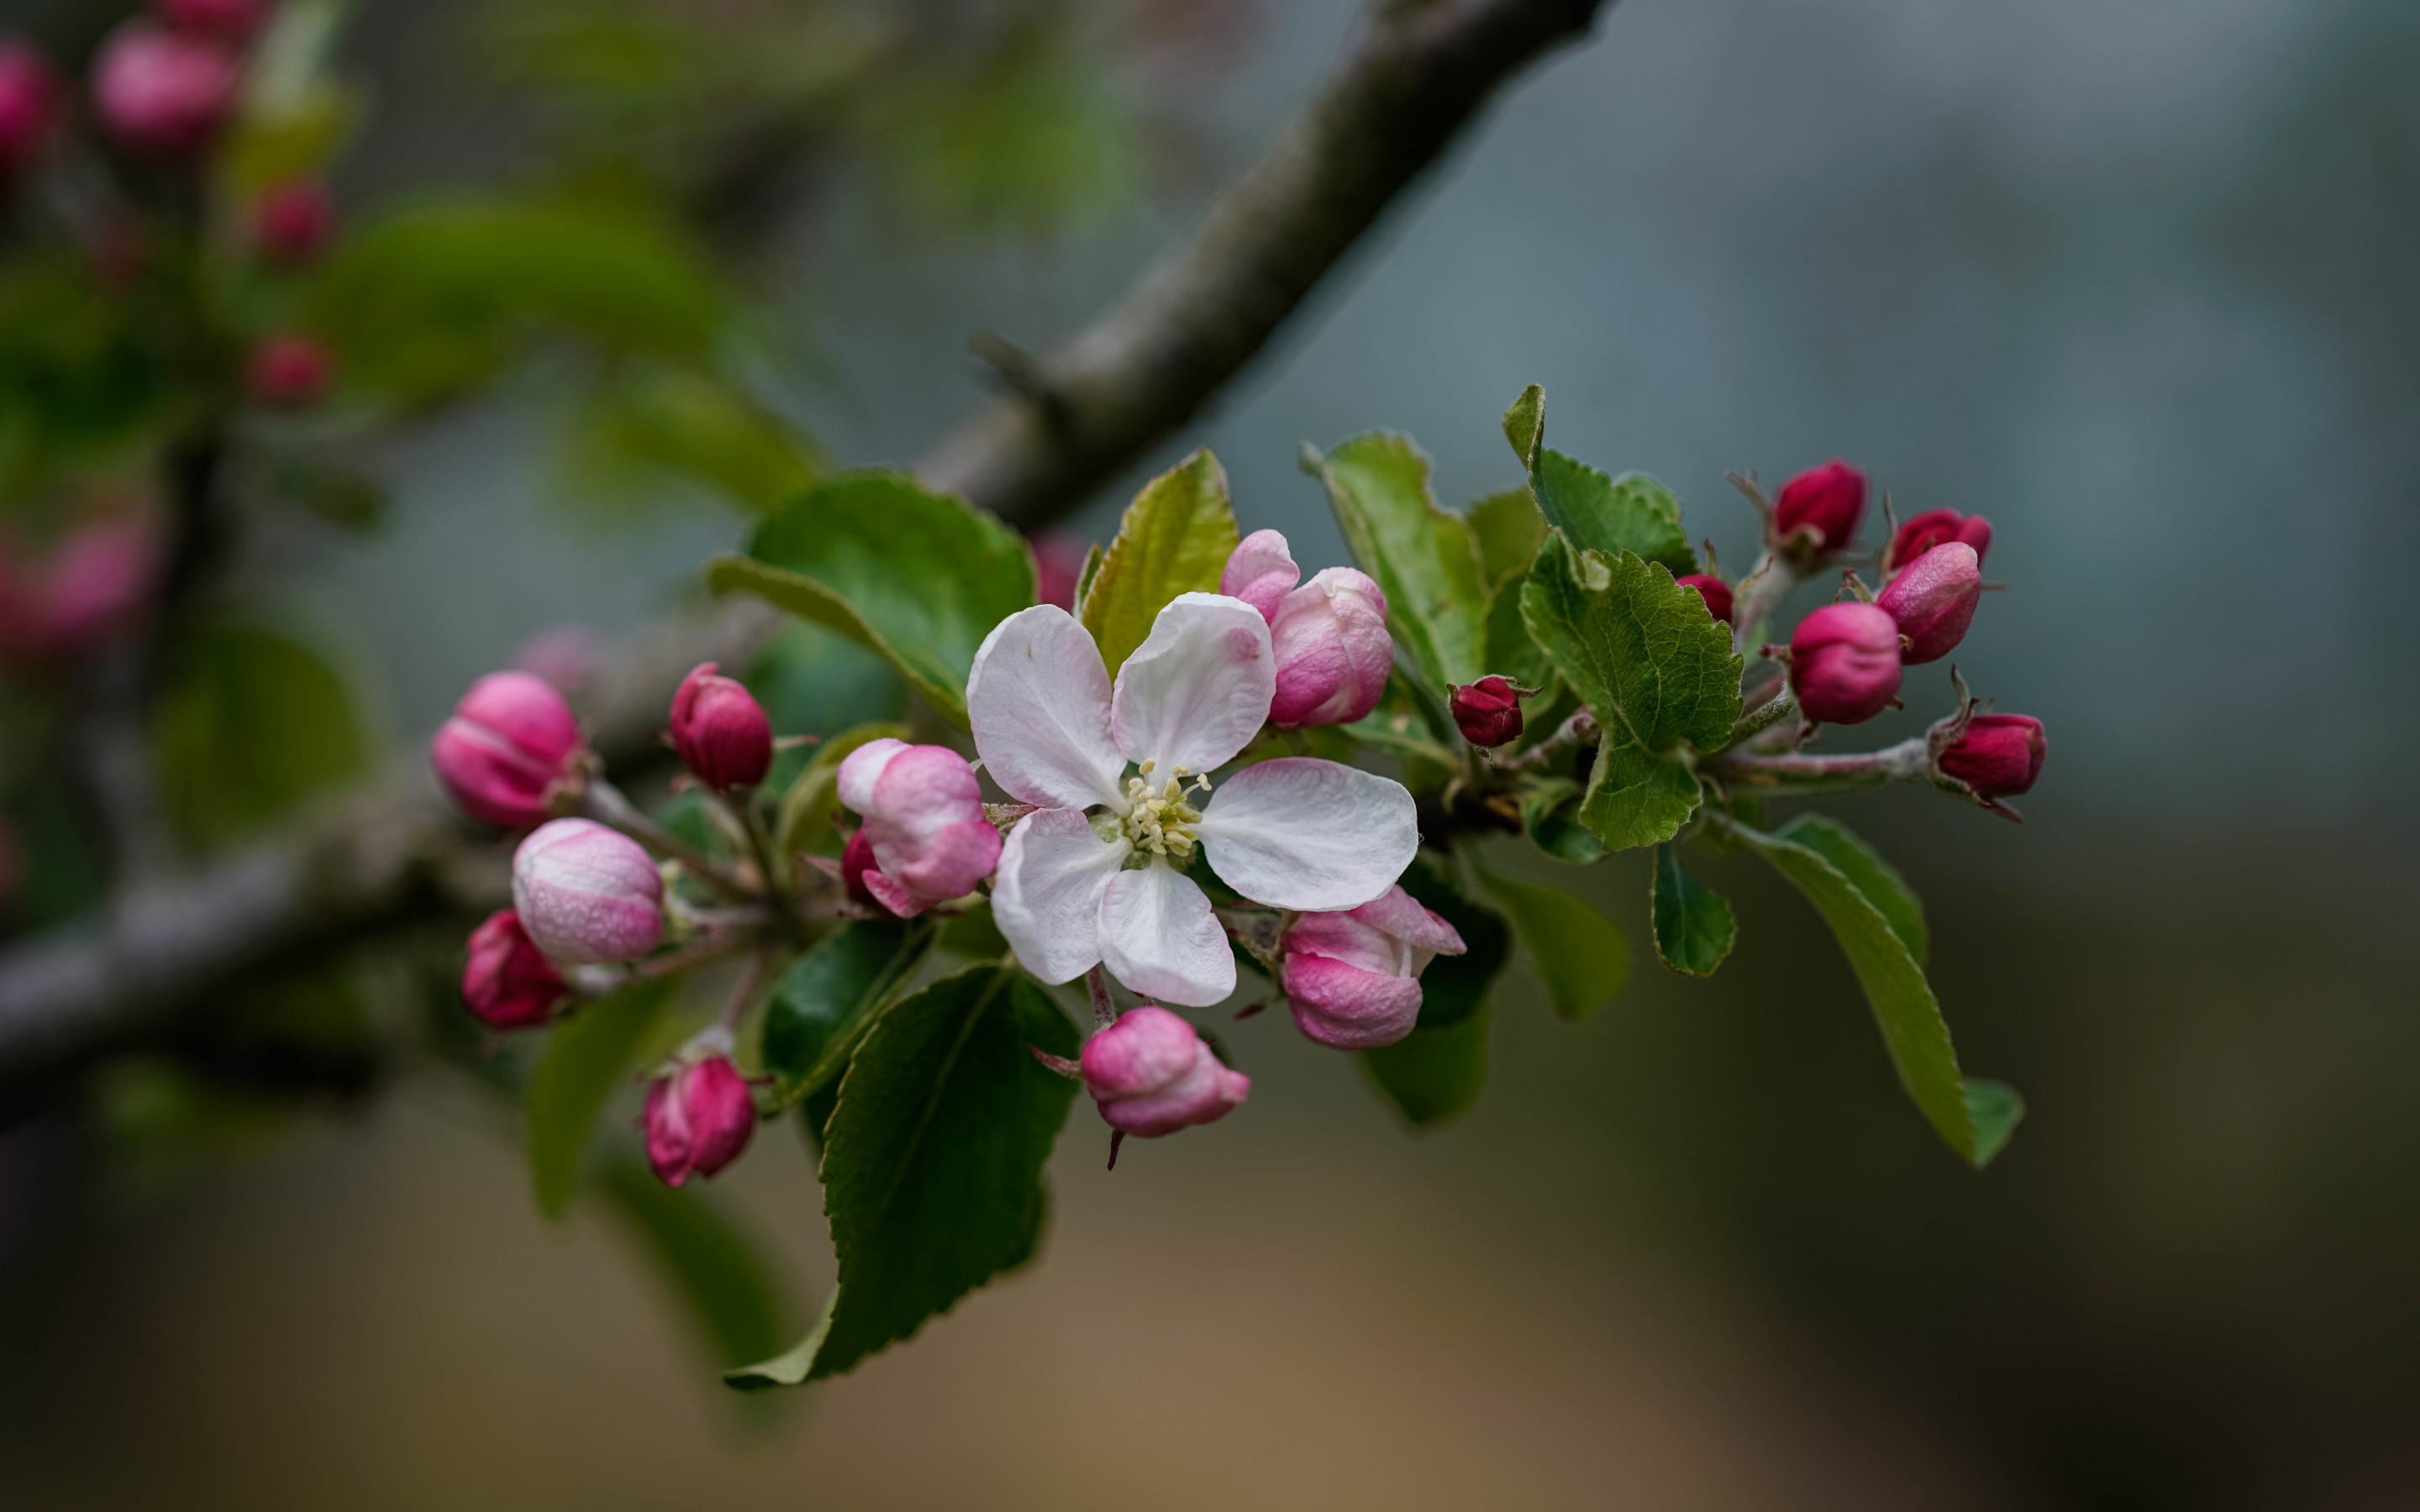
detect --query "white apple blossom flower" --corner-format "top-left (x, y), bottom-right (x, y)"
top-left (967, 593), bottom-right (1418, 1006)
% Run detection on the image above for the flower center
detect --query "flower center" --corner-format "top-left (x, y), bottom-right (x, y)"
top-left (1117, 760), bottom-right (1210, 864)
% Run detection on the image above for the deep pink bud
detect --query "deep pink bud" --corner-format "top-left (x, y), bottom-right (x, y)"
top-left (1938, 713), bottom-right (2045, 800)
top-left (644, 1036), bottom-right (756, 1187)
top-left (1220, 528), bottom-right (1299, 623)
top-left (1079, 1005), bottom-right (1249, 1138)
top-left (254, 178), bottom-right (331, 262)
top-left (1789, 601), bottom-right (1902, 725)
top-left (0, 40), bottom-right (60, 179)
top-left (13, 517), bottom-right (159, 655)
top-left (1675, 573), bottom-right (1733, 624)
top-left (1873, 541), bottom-right (1980, 664)
top-left (839, 827), bottom-right (882, 911)
top-left (668, 661), bottom-right (772, 791)
top-left (1884, 507), bottom-right (1992, 576)
top-left (510, 817), bottom-right (663, 966)
top-left (1449, 675), bottom-right (1531, 748)
top-left (432, 669), bottom-right (584, 828)
top-left (1772, 460), bottom-right (1867, 557)
top-left (1031, 533), bottom-right (1090, 612)
top-left (92, 22), bottom-right (240, 153)
top-left (460, 909), bottom-right (568, 1031)
top-left (1281, 885), bottom-right (1467, 1050)
top-left (247, 333), bottom-right (332, 407)
top-left (836, 738), bottom-right (1001, 916)
top-left (156, 0), bottom-right (269, 39)
top-left (1269, 566), bottom-right (1391, 727)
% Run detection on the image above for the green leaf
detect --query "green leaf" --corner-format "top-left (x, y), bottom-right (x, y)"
top-left (527, 979), bottom-right (673, 1219)
top-left (1307, 433), bottom-right (1491, 696)
top-left (1517, 780), bottom-right (1607, 865)
top-left (1650, 843), bottom-right (1737, 976)
top-left (1078, 448), bottom-right (1238, 675)
top-left (1521, 533), bottom-right (1741, 851)
top-left (1775, 813), bottom-right (1928, 966)
top-left (726, 1289), bottom-right (839, 1392)
top-left (1393, 857), bottom-right (1512, 1031)
top-left (774, 721), bottom-right (913, 859)
top-left (806, 966), bottom-right (1080, 1380)
top-left (1361, 1006), bottom-right (1491, 1127)
top-left (1476, 866), bottom-right (1631, 1021)
top-left (1469, 486), bottom-right (1546, 584)
top-left (759, 919), bottom-right (929, 1108)
top-left (1500, 384), bottom-right (1545, 472)
top-left (711, 470), bottom-right (1035, 727)
top-left (1071, 542), bottom-right (1104, 612)
top-left (1533, 454), bottom-right (1697, 575)
top-left (1482, 565), bottom-right (1553, 690)
top-left (574, 362), bottom-right (824, 512)
top-left (1728, 822), bottom-right (2018, 1168)
top-left (938, 899), bottom-right (1011, 959)
top-left (153, 621), bottom-right (369, 848)
top-left (598, 1158), bottom-right (789, 1369)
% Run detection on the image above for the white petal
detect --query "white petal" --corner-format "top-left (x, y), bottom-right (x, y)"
top-left (1195, 758), bottom-right (1418, 911)
top-left (966, 606), bottom-right (1124, 809)
top-left (1109, 592), bottom-right (1274, 774)
top-left (834, 738), bottom-right (906, 816)
top-left (990, 809), bottom-right (1125, 984)
top-left (1098, 861), bottom-right (1235, 1008)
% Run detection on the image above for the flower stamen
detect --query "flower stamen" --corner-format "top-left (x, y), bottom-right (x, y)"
top-left (1120, 764), bottom-right (1213, 863)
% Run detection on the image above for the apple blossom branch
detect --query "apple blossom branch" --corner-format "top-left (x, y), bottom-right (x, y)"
top-left (0, 0), bottom-right (1622, 1109)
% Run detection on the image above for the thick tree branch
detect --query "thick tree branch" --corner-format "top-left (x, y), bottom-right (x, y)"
top-left (0, 0), bottom-right (1618, 1102)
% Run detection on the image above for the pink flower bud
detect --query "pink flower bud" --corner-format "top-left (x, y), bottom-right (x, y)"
top-left (510, 817), bottom-right (663, 966)
top-left (92, 22), bottom-right (240, 153)
top-left (247, 333), bottom-right (332, 407)
top-left (1031, 533), bottom-right (1090, 612)
top-left (155, 0), bottom-right (268, 40)
top-left (431, 669), bottom-right (585, 828)
top-left (839, 827), bottom-right (882, 911)
top-left (460, 909), bottom-right (567, 1031)
top-left (644, 1037), bottom-right (756, 1187)
top-left (1220, 528), bottom-right (1299, 623)
top-left (6, 517), bottom-right (160, 656)
top-left (668, 661), bottom-right (772, 791)
top-left (1675, 573), bottom-right (1733, 624)
top-left (1449, 675), bottom-right (1531, 749)
top-left (1883, 507), bottom-right (1991, 576)
top-left (1873, 541), bottom-right (1979, 664)
top-left (1281, 885), bottom-right (1467, 1050)
top-left (0, 40), bottom-right (60, 179)
top-left (1080, 1005), bottom-right (1249, 1137)
top-left (835, 738), bottom-right (1001, 916)
top-left (1269, 566), bottom-right (1391, 727)
top-left (1937, 713), bottom-right (2045, 800)
top-left (1772, 459), bottom-right (1866, 557)
top-left (254, 178), bottom-right (331, 262)
top-left (1788, 601), bottom-right (1902, 725)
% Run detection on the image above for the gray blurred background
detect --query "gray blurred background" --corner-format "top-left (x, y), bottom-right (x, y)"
top-left (4, 0), bottom-right (2417, 1506)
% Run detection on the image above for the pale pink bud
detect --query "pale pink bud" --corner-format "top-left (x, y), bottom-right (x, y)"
top-left (247, 333), bottom-right (332, 407)
top-left (1788, 601), bottom-right (1902, 725)
top-left (1873, 541), bottom-right (1980, 664)
top-left (24, 517), bottom-right (158, 654)
top-left (835, 738), bottom-right (1001, 916)
top-left (431, 669), bottom-right (584, 829)
top-left (1772, 459), bottom-right (1866, 558)
top-left (1938, 713), bottom-right (2045, 799)
top-left (644, 1035), bottom-right (756, 1187)
top-left (1220, 528), bottom-right (1299, 623)
top-left (1080, 1005), bottom-right (1249, 1138)
top-left (460, 909), bottom-right (567, 1031)
top-left (668, 661), bottom-right (772, 791)
top-left (0, 40), bottom-right (60, 179)
top-left (92, 22), bottom-right (240, 153)
top-left (156, 0), bottom-right (270, 39)
top-left (253, 178), bottom-right (331, 261)
top-left (1281, 885), bottom-right (1467, 1050)
top-left (510, 817), bottom-right (663, 966)
top-left (1884, 507), bottom-right (1992, 576)
top-left (1268, 566), bottom-right (1391, 727)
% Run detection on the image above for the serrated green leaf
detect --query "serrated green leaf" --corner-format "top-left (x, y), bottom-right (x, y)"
top-left (153, 621), bottom-right (369, 848)
top-left (1360, 1005), bottom-right (1490, 1127)
top-left (1775, 813), bottom-right (1928, 966)
top-left (1533, 453), bottom-right (1697, 575)
top-left (1078, 448), bottom-right (1237, 675)
top-left (760, 918), bottom-right (929, 1109)
top-left (598, 1157), bottom-right (789, 1370)
top-left (1650, 843), bottom-right (1737, 976)
top-left (711, 470), bottom-right (1035, 727)
top-left (774, 721), bottom-right (913, 859)
top-left (1575, 721), bottom-right (1705, 851)
top-left (1469, 486), bottom-right (1546, 584)
top-left (806, 966), bottom-right (1079, 1380)
top-left (1308, 433), bottom-right (1490, 696)
top-left (1393, 856), bottom-right (1512, 1031)
top-left (528, 979), bottom-right (672, 1219)
top-left (1476, 866), bottom-right (1630, 1021)
top-left (1728, 821), bottom-right (2018, 1168)
top-left (1500, 384), bottom-right (1545, 472)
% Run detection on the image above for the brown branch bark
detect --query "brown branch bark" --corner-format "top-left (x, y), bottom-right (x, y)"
top-left (0, 0), bottom-right (1617, 1102)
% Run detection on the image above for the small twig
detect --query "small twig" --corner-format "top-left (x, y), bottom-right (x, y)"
top-left (1084, 965), bottom-right (1118, 1032)
top-left (581, 780), bottom-right (755, 903)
